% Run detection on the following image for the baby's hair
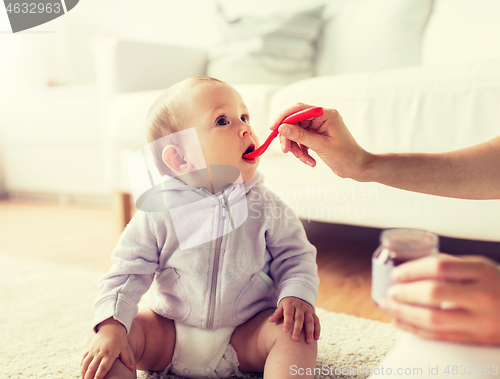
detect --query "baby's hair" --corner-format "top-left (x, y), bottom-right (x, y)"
top-left (146, 76), bottom-right (224, 176)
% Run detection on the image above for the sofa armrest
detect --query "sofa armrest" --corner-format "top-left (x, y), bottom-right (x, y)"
top-left (94, 38), bottom-right (208, 101)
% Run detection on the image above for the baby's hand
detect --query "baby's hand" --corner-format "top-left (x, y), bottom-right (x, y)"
top-left (268, 296), bottom-right (320, 344)
top-left (81, 318), bottom-right (134, 379)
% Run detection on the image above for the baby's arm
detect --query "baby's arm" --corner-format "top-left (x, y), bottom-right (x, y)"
top-left (83, 211), bottom-right (161, 379)
top-left (92, 211), bottom-right (160, 333)
top-left (264, 191), bottom-right (320, 343)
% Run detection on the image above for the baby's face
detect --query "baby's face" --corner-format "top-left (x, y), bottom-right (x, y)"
top-left (184, 82), bottom-right (259, 182)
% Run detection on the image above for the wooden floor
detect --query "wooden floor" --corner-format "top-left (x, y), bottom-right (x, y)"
top-left (0, 199), bottom-right (392, 322)
top-left (303, 221), bottom-right (391, 322)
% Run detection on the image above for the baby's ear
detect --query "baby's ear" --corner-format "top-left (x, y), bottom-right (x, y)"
top-left (162, 145), bottom-right (192, 174)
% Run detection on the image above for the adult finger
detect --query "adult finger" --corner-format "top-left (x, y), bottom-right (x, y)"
top-left (292, 308), bottom-right (305, 342)
top-left (296, 143), bottom-right (317, 167)
top-left (280, 133), bottom-right (293, 154)
top-left (281, 137), bottom-right (302, 158)
top-left (394, 319), bottom-right (482, 344)
top-left (380, 299), bottom-right (473, 333)
top-left (457, 255), bottom-right (499, 265)
top-left (270, 103), bottom-right (316, 130)
top-left (387, 280), bottom-right (479, 310)
top-left (278, 123), bottom-right (326, 159)
top-left (391, 254), bottom-right (484, 283)
top-left (281, 136), bottom-right (317, 167)
top-left (277, 110), bottom-right (317, 155)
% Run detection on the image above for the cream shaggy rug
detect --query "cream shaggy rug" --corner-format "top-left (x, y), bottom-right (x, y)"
top-left (0, 253), bottom-right (403, 379)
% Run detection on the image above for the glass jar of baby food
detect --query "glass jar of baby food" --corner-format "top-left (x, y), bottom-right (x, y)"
top-left (371, 228), bottom-right (439, 305)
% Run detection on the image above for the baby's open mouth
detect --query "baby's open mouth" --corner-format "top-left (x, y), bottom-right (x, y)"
top-left (242, 144), bottom-right (255, 157)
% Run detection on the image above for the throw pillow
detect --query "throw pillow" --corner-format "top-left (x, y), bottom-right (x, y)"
top-left (316, 0), bottom-right (433, 76)
top-left (207, 0), bottom-right (325, 85)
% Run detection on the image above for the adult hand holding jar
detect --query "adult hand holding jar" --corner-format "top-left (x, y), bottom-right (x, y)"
top-left (382, 253), bottom-right (500, 345)
top-left (270, 102), bottom-right (500, 345)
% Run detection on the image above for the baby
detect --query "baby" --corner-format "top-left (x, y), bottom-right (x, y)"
top-left (81, 76), bottom-right (320, 379)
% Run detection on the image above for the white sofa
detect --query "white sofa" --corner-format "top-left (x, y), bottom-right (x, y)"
top-left (0, 86), bottom-right (105, 198)
top-left (2, 0), bottom-right (497, 242)
top-left (98, 0), bottom-right (500, 242)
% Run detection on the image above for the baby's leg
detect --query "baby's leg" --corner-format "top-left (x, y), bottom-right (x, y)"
top-left (85, 308), bottom-right (175, 379)
top-left (231, 308), bottom-right (317, 379)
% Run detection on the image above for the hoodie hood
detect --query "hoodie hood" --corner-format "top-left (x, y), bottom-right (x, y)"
top-left (158, 168), bottom-right (263, 195)
top-left (135, 167), bottom-right (263, 213)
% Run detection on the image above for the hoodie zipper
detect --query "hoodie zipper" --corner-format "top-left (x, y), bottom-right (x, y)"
top-left (206, 191), bottom-right (227, 329)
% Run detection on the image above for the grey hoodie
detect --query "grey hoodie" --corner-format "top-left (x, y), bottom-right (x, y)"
top-left (93, 171), bottom-right (319, 334)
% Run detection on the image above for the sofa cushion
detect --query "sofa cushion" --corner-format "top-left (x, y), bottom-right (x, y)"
top-left (422, 0), bottom-right (500, 66)
top-left (317, 0), bottom-right (433, 76)
top-left (207, 1), bottom-right (324, 85)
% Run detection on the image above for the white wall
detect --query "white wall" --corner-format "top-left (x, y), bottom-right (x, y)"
top-left (0, 0), bottom-right (221, 90)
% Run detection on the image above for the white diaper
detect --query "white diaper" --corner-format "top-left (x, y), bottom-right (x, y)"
top-left (164, 322), bottom-right (249, 378)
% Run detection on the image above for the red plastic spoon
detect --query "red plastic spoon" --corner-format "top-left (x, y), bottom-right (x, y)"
top-left (243, 106), bottom-right (324, 159)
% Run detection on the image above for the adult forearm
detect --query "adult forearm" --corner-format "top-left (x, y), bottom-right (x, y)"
top-left (358, 137), bottom-right (500, 200)
top-left (271, 105), bottom-right (500, 199)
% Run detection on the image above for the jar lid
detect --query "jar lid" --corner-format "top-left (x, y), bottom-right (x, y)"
top-left (380, 228), bottom-right (439, 259)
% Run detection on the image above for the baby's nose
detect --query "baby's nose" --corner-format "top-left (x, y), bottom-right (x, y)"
top-left (240, 124), bottom-right (252, 137)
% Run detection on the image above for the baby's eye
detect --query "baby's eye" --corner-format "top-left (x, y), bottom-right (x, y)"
top-left (216, 116), bottom-right (229, 126)
top-left (241, 115), bottom-right (249, 124)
